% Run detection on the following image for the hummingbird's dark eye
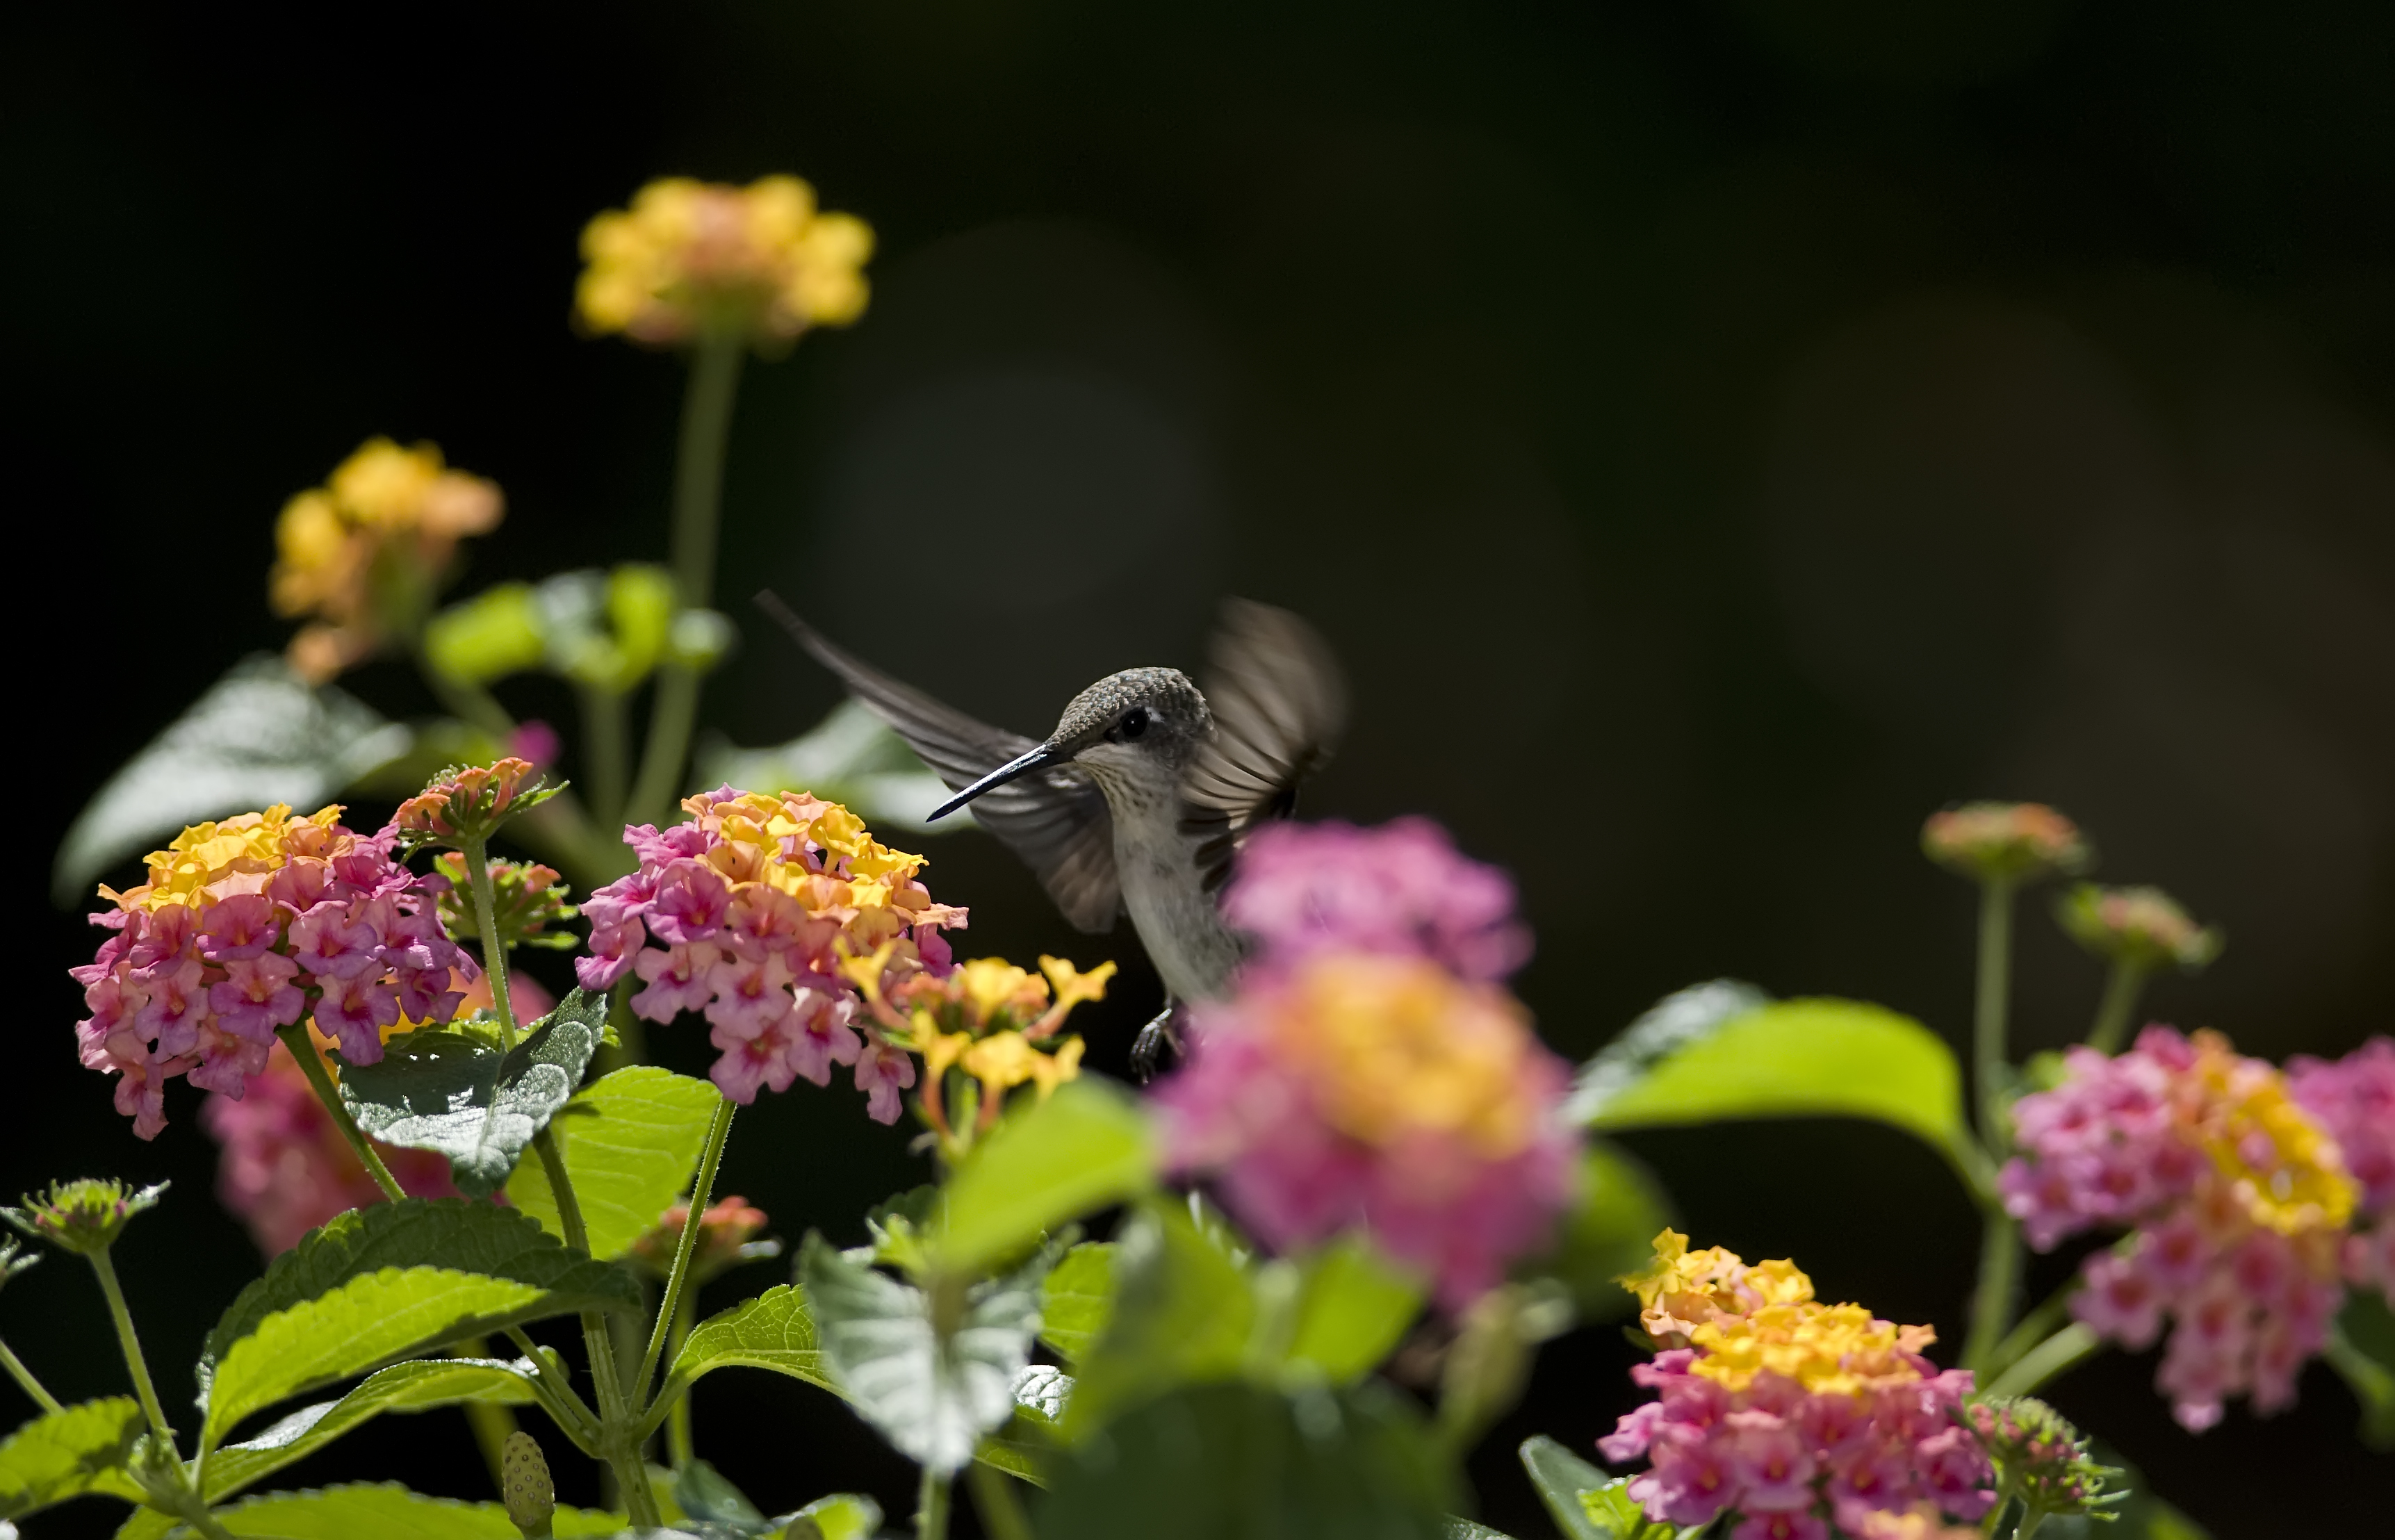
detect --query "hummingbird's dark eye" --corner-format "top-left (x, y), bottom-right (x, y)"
top-left (1120, 706), bottom-right (1149, 740)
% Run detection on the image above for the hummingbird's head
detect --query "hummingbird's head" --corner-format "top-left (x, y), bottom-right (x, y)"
top-left (926, 667), bottom-right (1210, 821)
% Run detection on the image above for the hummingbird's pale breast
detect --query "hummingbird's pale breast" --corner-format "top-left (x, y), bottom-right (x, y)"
top-left (1077, 751), bottom-right (1243, 1003)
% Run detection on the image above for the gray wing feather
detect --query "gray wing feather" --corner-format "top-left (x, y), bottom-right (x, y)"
top-left (1183, 598), bottom-right (1348, 888)
top-left (755, 595), bottom-right (1121, 933)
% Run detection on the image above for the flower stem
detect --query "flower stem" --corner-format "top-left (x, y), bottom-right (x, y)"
top-left (2085, 958), bottom-right (2148, 1055)
top-left (632, 1097), bottom-right (737, 1408)
top-left (461, 832), bottom-right (518, 1049)
top-left (276, 1023), bottom-right (407, 1203)
top-left (1962, 1213), bottom-right (2022, 1379)
top-left (665, 1288), bottom-right (698, 1469)
top-left (88, 1247), bottom-right (172, 1441)
top-left (1974, 876), bottom-right (2018, 1154)
top-left (532, 1131), bottom-right (660, 1530)
top-left (1981, 1322), bottom-right (2102, 1400)
top-left (917, 1465), bottom-right (952, 1540)
top-left (579, 685), bottom-right (630, 834)
top-left (503, 1327), bottom-right (602, 1451)
top-left (967, 1461), bottom-right (1033, 1540)
top-left (1, 1334), bottom-right (63, 1414)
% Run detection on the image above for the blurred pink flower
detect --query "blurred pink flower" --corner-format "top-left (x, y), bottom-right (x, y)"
top-left (1223, 817), bottom-right (1530, 981)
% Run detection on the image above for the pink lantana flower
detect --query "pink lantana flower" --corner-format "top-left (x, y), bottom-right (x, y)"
top-left (72, 804), bottom-right (471, 1136)
top-left (2002, 1026), bottom-right (2360, 1430)
top-left (1222, 817), bottom-right (1532, 981)
top-left (2287, 1036), bottom-right (2395, 1309)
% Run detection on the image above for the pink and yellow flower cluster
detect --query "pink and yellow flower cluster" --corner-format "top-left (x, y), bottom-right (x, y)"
top-left (73, 805), bottom-right (472, 1138)
top-left (1152, 819), bottom-right (1576, 1310)
top-left (842, 948), bottom-right (1114, 1133)
top-left (576, 176), bottom-right (872, 345)
top-left (575, 787), bottom-right (967, 1113)
top-left (2002, 1026), bottom-right (2369, 1429)
top-left (2287, 1037), bottom-right (2395, 1307)
top-left (1600, 1232), bottom-right (1992, 1540)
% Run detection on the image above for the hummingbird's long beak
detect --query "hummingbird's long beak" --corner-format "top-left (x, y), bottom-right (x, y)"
top-left (929, 743), bottom-right (1060, 821)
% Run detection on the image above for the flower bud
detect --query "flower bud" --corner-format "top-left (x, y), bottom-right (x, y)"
top-left (434, 855), bottom-right (578, 953)
top-left (2, 1180), bottom-right (167, 1256)
top-left (1963, 1396), bottom-right (2122, 1521)
top-left (2054, 883), bottom-right (2221, 973)
top-left (500, 1430), bottom-right (555, 1538)
top-left (628, 1195), bottom-right (778, 1285)
top-left (393, 759), bottom-right (551, 845)
top-left (1921, 802), bottom-right (2090, 885)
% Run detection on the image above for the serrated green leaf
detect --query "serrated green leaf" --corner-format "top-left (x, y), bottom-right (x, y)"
top-left (1038, 1242), bottom-right (1115, 1366)
top-left (1526, 1141), bottom-right (1675, 1321)
top-left (51, 655), bottom-right (410, 905)
top-left (200, 1357), bottom-right (534, 1502)
top-left (505, 1066), bottom-right (719, 1258)
top-left (665, 1284), bottom-right (834, 1400)
top-left (1061, 1199), bottom-right (1255, 1439)
top-left (336, 991), bottom-right (607, 1197)
top-left (164, 1481), bottom-right (621, 1538)
top-left (197, 1199), bottom-right (633, 1416)
top-left (1518, 1436), bottom-right (1614, 1540)
top-left (799, 1234), bottom-right (1040, 1473)
top-left (936, 1079), bottom-right (1155, 1277)
top-left (1570, 990), bottom-right (1968, 1163)
top-left (1038, 1381), bottom-right (1453, 1540)
top-left (0, 1398), bottom-right (145, 1519)
top-left (1285, 1236), bottom-right (1422, 1384)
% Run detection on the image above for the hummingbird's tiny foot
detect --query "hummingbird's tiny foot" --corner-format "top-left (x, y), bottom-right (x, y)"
top-left (1129, 1002), bottom-right (1185, 1083)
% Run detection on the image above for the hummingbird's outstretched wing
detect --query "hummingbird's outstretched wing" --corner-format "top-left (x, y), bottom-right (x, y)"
top-left (1182, 598), bottom-right (1348, 889)
top-left (754, 594), bottom-right (1122, 934)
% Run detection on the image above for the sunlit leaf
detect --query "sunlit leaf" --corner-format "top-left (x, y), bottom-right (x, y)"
top-left (0, 1398), bottom-right (144, 1520)
top-left (664, 1284), bottom-right (833, 1400)
top-left (798, 1234), bottom-right (1040, 1473)
top-left (1285, 1236), bottom-right (1421, 1384)
top-left (778, 1491), bottom-right (883, 1540)
top-left (505, 1066), bottom-right (719, 1258)
top-left (1038, 1381), bottom-right (1453, 1540)
top-left (337, 990), bottom-right (607, 1197)
top-left (1038, 1242), bottom-right (1116, 1366)
top-left (1524, 1142), bottom-right (1675, 1320)
top-left (161, 1481), bottom-right (621, 1538)
top-left (937, 1079), bottom-right (1155, 1277)
top-left (52, 655), bottom-right (411, 904)
top-left (199, 1358), bottom-right (535, 1502)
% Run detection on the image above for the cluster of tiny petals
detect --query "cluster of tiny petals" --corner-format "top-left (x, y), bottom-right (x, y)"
top-left (1603, 1232), bottom-right (1990, 1538)
top-left (73, 804), bottom-right (472, 1138)
top-left (2055, 883), bottom-right (2222, 972)
top-left (850, 951), bottom-right (1114, 1129)
top-left (577, 175), bottom-right (872, 345)
top-left (1154, 819), bottom-right (1576, 1311)
top-left (2002, 1026), bottom-right (2358, 1429)
top-left (576, 787), bottom-right (965, 1115)
top-left (1920, 801), bottom-right (2089, 883)
top-left (395, 757), bottom-right (537, 838)
top-left (2287, 1037), bottom-right (2395, 1308)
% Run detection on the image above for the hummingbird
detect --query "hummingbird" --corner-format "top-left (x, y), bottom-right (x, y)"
top-left (755, 593), bottom-right (1347, 1076)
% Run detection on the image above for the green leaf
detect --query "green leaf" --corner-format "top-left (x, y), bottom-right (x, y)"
top-left (1519, 1436), bottom-right (1624, 1540)
top-left (936, 1079), bottom-right (1156, 1277)
top-left (336, 990), bottom-right (607, 1197)
top-left (1443, 1522), bottom-right (1521, 1540)
top-left (1524, 1141), bottom-right (1675, 1321)
top-left (0, 1398), bottom-right (145, 1520)
top-left (972, 1367), bottom-right (1072, 1489)
top-left (164, 1482), bottom-right (621, 1538)
top-left (780, 1492), bottom-right (884, 1540)
top-left (1038, 1242), bottom-right (1116, 1366)
top-left (672, 1457), bottom-right (765, 1527)
top-left (424, 582), bottom-right (548, 687)
top-left (201, 1358), bottom-right (535, 1502)
top-left (1569, 986), bottom-right (1968, 1163)
top-left (798, 1234), bottom-right (1040, 1473)
top-left (1284, 1236), bottom-right (1421, 1384)
top-left (1038, 1381), bottom-right (1454, 1540)
top-left (1061, 1198), bottom-right (1256, 1439)
top-left (197, 1199), bottom-right (633, 1415)
top-left (505, 1066), bottom-right (719, 1258)
top-left (51, 655), bottom-right (411, 904)
top-left (2327, 1291), bottom-right (2395, 1450)
top-left (664, 1284), bottom-right (835, 1400)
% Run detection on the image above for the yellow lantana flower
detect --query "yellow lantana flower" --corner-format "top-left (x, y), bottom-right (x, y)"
top-left (576, 175), bottom-right (874, 346)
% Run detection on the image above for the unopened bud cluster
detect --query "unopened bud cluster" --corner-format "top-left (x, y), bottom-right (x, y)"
top-left (3, 1179), bottom-right (167, 1256)
top-left (2055, 883), bottom-right (2221, 973)
top-left (1963, 1396), bottom-right (2120, 1523)
top-left (435, 855), bottom-right (577, 952)
top-left (1921, 803), bottom-right (2089, 885)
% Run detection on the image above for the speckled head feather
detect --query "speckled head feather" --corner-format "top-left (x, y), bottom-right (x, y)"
top-left (1047, 667), bottom-right (1211, 753)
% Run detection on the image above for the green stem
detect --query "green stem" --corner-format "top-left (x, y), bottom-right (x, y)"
top-left (967, 1460), bottom-right (1033, 1540)
top-left (1963, 1213), bottom-right (2022, 1379)
top-left (1984, 1282), bottom-right (2076, 1382)
top-left (1981, 1322), bottom-right (2102, 1400)
top-left (665, 1289), bottom-right (698, 1469)
top-left (626, 666), bottom-right (701, 828)
top-left (532, 1131), bottom-right (660, 1530)
top-left (917, 1465), bottom-right (952, 1540)
top-left (1974, 876), bottom-right (2018, 1152)
top-left (461, 832), bottom-right (518, 1048)
top-left (277, 1024), bottom-right (408, 1202)
top-left (2086, 958), bottom-right (2148, 1055)
top-left (578, 685), bottom-right (631, 834)
top-left (1, 1334), bottom-right (63, 1414)
top-left (88, 1248), bottom-right (172, 1441)
top-left (631, 1097), bottom-right (737, 1408)
top-left (504, 1327), bottom-right (601, 1450)
top-left (416, 662), bottom-right (621, 888)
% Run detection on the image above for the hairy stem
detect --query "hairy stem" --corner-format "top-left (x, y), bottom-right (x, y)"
top-left (532, 1130), bottom-right (660, 1529)
top-left (2086, 958), bottom-right (2148, 1055)
top-left (503, 1327), bottom-right (600, 1448)
top-left (1974, 876), bottom-right (2018, 1153)
top-left (460, 832), bottom-right (518, 1048)
top-left (1963, 1213), bottom-right (2022, 1379)
top-left (632, 1097), bottom-right (737, 1407)
top-left (1981, 1322), bottom-right (2103, 1400)
top-left (0, 1334), bottom-right (63, 1414)
top-left (276, 1024), bottom-right (406, 1202)
top-left (665, 1289), bottom-right (698, 1469)
top-left (88, 1248), bottom-right (172, 1441)
top-left (917, 1465), bottom-right (952, 1540)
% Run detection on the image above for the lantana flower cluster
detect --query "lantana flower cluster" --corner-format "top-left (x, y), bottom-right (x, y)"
top-left (575, 787), bottom-right (967, 1113)
top-left (576, 176), bottom-right (873, 345)
top-left (270, 437), bottom-right (504, 682)
top-left (73, 805), bottom-right (473, 1138)
top-left (2002, 1026), bottom-right (2362, 1430)
top-left (1920, 802), bottom-right (2089, 884)
top-left (2287, 1037), bottom-right (2395, 1308)
top-left (842, 948), bottom-right (1115, 1133)
top-left (1600, 1231), bottom-right (1993, 1540)
top-left (1153, 819), bottom-right (1577, 1310)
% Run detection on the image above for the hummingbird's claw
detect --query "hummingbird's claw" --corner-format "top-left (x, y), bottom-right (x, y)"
top-left (1129, 1001), bottom-right (1186, 1083)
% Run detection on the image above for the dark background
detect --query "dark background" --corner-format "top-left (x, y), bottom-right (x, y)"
top-left (6, 2), bottom-right (2393, 1534)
